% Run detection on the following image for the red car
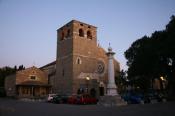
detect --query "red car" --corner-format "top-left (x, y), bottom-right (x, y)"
top-left (82, 94), bottom-right (97, 104)
top-left (67, 95), bottom-right (77, 104)
top-left (68, 94), bottom-right (97, 104)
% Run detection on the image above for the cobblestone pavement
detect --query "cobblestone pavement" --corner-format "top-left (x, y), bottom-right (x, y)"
top-left (0, 98), bottom-right (175, 116)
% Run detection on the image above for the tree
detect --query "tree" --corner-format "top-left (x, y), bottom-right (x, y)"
top-left (18, 65), bottom-right (25, 70)
top-left (124, 15), bottom-right (175, 95)
top-left (0, 64), bottom-right (25, 87)
top-left (115, 70), bottom-right (129, 93)
top-left (0, 66), bottom-right (16, 87)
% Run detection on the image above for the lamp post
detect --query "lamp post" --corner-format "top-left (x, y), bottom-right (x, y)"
top-left (86, 76), bottom-right (90, 93)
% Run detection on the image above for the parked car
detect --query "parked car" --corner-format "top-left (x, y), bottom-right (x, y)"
top-left (61, 95), bottom-right (70, 103)
top-left (143, 90), bottom-right (167, 103)
top-left (156, 93), bottom-right (167, 102)
top-left (67, 94), bottom-right (98, 105)
top-left (81, 94), bottom-right (98, 104)
top-left (46, 94), bottom-right (56, 102)
top-left (67, 95), bottom-right (77, 104)
top-left (122, 91), bottom-right (144, 104)
top-left (52, 94), bottom-right (63, 104)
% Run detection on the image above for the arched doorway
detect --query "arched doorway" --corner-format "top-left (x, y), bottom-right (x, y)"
top-left (99, 82), bottom-right (105, 96)
top-left (99, 87), bottom-right (104, 96)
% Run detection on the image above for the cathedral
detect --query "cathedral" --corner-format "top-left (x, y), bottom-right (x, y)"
top-left (53, 20), bottom-right (120, 97)
top-left (5, 20), bottom-right (120, 98)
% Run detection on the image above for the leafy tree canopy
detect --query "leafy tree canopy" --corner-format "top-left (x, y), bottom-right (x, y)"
top-left (0, 65), bottom-right (25, 87)
top-left (124, 15), bottom-right (175, 92)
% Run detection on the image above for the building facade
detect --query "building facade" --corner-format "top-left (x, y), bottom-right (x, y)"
top-left (54, 20), bottom-right (120, 97)
top-left (5, 66), bottom-right (51, 98)
top-left (4, 20), bottom-right (120, 98)
top-left (40, 61), bottom-right (56, 93)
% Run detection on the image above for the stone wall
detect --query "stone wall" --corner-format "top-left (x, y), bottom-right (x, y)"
top-left (55, 57), bottom-right (73, 95)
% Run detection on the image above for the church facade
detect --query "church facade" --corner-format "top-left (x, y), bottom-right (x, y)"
top-left (53, 20), bottom-right (120, 97)
top-left (4, 20), bottom-right (120, 98)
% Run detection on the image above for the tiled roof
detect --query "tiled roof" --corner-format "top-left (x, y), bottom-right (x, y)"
top-left (40, 61), bottom-right (56, 69)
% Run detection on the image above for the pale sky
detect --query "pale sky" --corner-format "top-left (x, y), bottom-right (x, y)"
top-left (0, 0), bottom-right (175, 70)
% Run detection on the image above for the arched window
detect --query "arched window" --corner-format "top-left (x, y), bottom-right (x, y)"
top-left (79, 29), bottom-right (84, 37)
top-left (87, 30), bottom-right (92, 39)
top-left (76, 57), bottom-right (82, 64)
top-left (61, 32), bottom-right (64, 41)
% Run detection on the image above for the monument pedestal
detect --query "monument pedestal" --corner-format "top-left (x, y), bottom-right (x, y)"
top-left (107, 83), bottom-right (118, 96)
top-left (98, 95), bottom-right (127, 106)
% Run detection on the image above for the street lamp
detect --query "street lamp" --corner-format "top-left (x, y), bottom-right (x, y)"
top-left (160, 76), bottom-right (166, 90)
top-left (86, 76), bottom-right (90, 93)
top-left (160, 76), bottom-right (165, 81)
top-left (86, 76), bottom-right (90, 81)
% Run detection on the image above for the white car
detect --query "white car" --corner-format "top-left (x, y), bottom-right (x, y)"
top-left (47, 94), bottom-right (56, 102)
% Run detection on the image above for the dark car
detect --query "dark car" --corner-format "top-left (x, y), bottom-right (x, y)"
top-left (144, 93), bottom-right (157, 103)
top-left (144, 90), bottom-right (167, 103)
top-left (52, 95), bottom-right (62, 104)
top-left (122, 91), bottom-right (144, 104)
top-left (130, 93), bottom-right (144, 104)
top-left (61, 95), bottom-right (70, 103)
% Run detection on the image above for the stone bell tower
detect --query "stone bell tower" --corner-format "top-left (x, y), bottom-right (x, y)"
top-left (55, 20), bottom-right (98, 94)
top-left (54, 20), bottom-right (120, 97)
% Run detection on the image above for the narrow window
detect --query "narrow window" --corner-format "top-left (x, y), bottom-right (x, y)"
top-left (61, 32), bottom-right (64, 41)
top-left (76, 57), bottom-right (82, 64)
top-left (79, 29), bottom-right (84, 37)
top-left (67, 29), bottom-right (70, 38)
top-left (87, 30), bottom-right (92, 39)
top-left (77, 58), bottom-right (80, 64)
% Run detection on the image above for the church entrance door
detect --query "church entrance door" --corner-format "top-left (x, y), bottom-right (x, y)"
top-left (99, 87), bottom-right (104, 96)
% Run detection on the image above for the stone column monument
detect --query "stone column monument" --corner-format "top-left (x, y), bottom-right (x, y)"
top-left (106, 46), bottom-right (118, 96)
top-left (98, 44), bottom-right (127, 106)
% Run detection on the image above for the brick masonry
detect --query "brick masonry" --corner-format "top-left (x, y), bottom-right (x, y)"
top-left (55, 20), bottom-right (120, 96)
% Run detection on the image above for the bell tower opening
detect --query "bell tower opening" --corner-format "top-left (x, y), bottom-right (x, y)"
top-left (79, 29), bottom-right (84, 37)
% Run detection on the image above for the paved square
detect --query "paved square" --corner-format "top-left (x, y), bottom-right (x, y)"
top-left (0, 98), bottom-right (175, 116)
